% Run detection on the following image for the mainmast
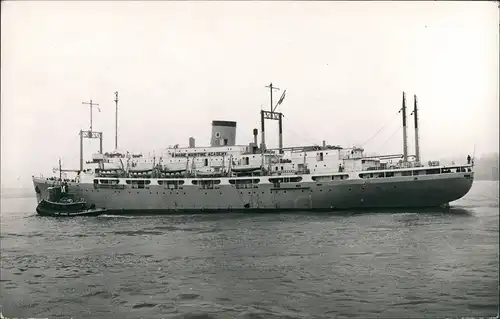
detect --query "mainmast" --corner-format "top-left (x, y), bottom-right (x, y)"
top-left (401, 91), bottom-right (408, 162)
top-left (82, 99), bottom-right (100, 132)
top-left (59, 158), bottom-right (62, 181)
top-left (265, 83), bottom-right (280, 112)
top-left (79, 98), bottom-right (103, 172)
top-left (262, 83), bottom-right (279, 151)
top-left (114, 91), bottom-right (119, 150)
top-left (411, 94), bottom-right (420, 164)
top-left (261, 83), bottom-right (286, 154)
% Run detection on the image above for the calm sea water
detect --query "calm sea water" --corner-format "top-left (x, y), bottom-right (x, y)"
top-left (1, 181), bottom-right (498, 319)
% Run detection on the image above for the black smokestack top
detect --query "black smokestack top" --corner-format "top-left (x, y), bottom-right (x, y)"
top-left (253, 128), bottom-right (258, 136)
top-left (212, 120), bottom-right (237, 128)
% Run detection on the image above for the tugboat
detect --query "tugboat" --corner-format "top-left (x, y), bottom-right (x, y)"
top-left (36, 183), bottom-right (106, 217)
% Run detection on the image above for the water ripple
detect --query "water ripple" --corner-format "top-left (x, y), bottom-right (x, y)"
top-left (0, 181), bottom-right (498, 319)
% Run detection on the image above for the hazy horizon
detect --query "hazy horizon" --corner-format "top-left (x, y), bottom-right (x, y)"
top-left (2, 1), bottom-right (499, 189)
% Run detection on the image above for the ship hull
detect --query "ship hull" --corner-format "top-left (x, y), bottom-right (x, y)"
top-left (32, 172), bottom-right (473, 213)
top-left (35, 199), bottom-right (106, 217)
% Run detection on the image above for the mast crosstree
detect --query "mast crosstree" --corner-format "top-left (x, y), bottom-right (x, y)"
top-left (82, 99), bottom-right (100, 132)
top-left (261, 82), bottom-right (287, 154)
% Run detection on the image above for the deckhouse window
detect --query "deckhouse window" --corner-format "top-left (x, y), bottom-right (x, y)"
top-left (313, 174), bottom-right (349, 181)
top-left (99, 179), bottom-right (119, 185)
top-left (192, 179), bottom-right (221, 189)
top-left (158, 180), bottom-right (185, 189)
top-left (426, 168), bottom-right (440, 175)
top-left (269, 176), bottom-right (303, 183)
top-left (229, 178), bottom-right (260, 189)
top-left (125, 179), bottom-right (151, 189)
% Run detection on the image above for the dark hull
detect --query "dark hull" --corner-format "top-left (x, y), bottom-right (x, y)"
top-left (35, 199), bottom-right (106, 217)
top-left (33, 171), bottom-right (473, 212)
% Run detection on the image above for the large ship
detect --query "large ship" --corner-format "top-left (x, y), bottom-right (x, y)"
top-left (32, 84), bottom-right (474, 213)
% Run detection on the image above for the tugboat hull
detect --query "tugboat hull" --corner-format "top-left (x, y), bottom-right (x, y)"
top-left (35, 199), bottom-right (106, 217)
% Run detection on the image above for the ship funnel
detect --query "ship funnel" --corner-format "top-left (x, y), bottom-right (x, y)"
top-left (189, 137), bottom-right (195, 148)
top-left (210, 121), bottom-right (237, 147)
top-left (253, 128), bottom-right (258, 145)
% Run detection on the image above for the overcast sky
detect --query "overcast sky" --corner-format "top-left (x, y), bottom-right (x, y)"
top-left (1, 1), bottom-right (499, 188)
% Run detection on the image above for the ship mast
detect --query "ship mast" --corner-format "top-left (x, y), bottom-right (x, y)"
top-left (114, 91), bottom-right (119, 150)
top-left (401, 92), bottom-right (408, 163)
top-left (261, 83), bottom-right (286, 154)
top-left (265, 83), bottom-right (280, 112)
top-left (411, 94), bottom-right (420, 164)
top-left (79, 98), bottom-right (103, 172)
top-left (262, 83), bottom-right (279, 151)
top-left (59, 158), bottom-right (62, 181)
top-left (82, 99), bottom-right (100, 132)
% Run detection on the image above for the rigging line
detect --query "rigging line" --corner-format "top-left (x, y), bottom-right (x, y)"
top-left (376, 126), bottom-right (402, 153)
top-left (360, 110), bottom-right (402, 147)
top-left (281, 114), bottom-right (321, 146)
